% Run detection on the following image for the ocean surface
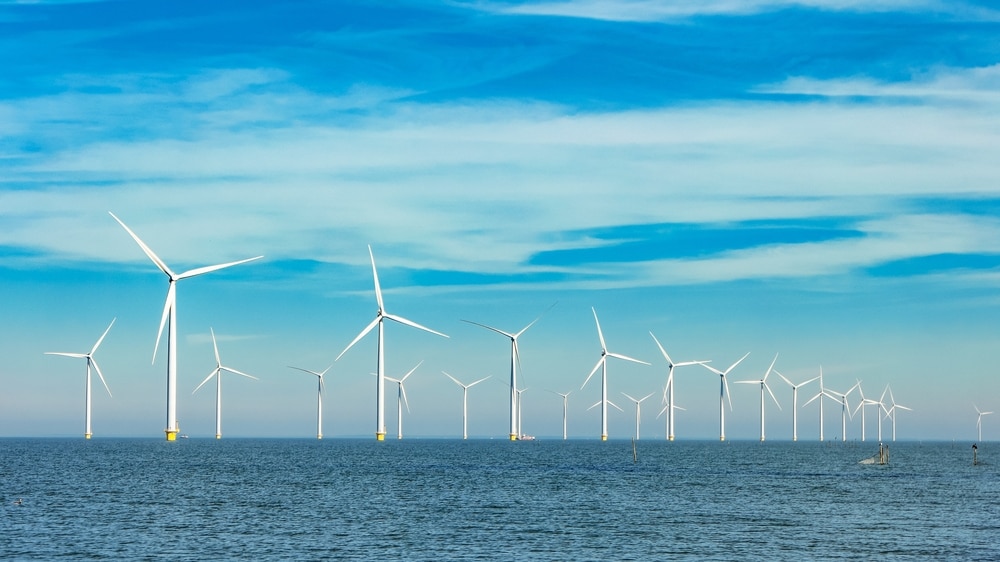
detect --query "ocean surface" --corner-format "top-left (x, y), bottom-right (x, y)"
top-left (1, 438), bottom-right (997, 560)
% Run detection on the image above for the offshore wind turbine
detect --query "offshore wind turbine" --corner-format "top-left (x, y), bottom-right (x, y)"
top-left (44, 318), bottom-right (116, 439)
top-left (852, 381), bottom-right (880, 442)
top-left (825, 381), bottom-right (859, 442)
top-left (443, 372), bottom-right (490, 439)
top-left (109, 212), bottom-right (262, 441)
top-left (803, 367), bottom-right (839, 441)
top-left (548, 390), bottom-right (571, 440)
top-left (462, 305), bottom-right (552, 441)
top-left (649, 332), bottom-right (708, 441)
top-left (385, 361), bottom-right (421, 440)
top-left (775, 370), bottom-right (819, 442)
top-left (515, 387), bottom-right (529, 439)
top-left (336, 246), bottom-right (448, 441)
top-left (884, 386), bottom-right (910, 441)
top-left (622, 392), bottom-right (654, 440)
top-left (701, 352), bottom-right (750, 442)
top-left (287, 364), bottom-right (332, 439)
top-left (581, 308), bottom-right (650, 441)
top-left (736, 353), bottom-right (782, 442)
top-left (975, 404), bottom-right (993, 442)
top-left (192, 328), bottom-right (258, 439)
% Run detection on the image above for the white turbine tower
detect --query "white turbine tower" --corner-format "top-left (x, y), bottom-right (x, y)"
top-left (581, 308), bottom-right (649, 441)
top-left (385, 361), bottom-right (421, 440)
top-left (336, 246), bottom-right (448, 441)
top-left (110, 212), bottom-right (262, 441)
top-left (701, 352), bottom-right (750, 442)
top-left (649, 332), bottom-right (707, 441)
top-left (622, 392), bottom-right (654, 441)
top-left (735, 353), bottom-right (781, 442)
top-left (443, 372), bottom-right (490, 439)
top-left (775, 370), bottom-right (819, 442)
top-left (884, 386), bottom-right (910, 441)
top-left (515, 387), bottom-right (529, 439)
top-left (825, 381), bottom-right (859, 442)
top-left (549, 390), bottom-right (571, 440)
top-left (803, 367), bottom-right (839, 441)
top-left (45, 318), bottom-right (116, 439)
top-left (852, 381), bottom-right (880, 442)
top-left (462, 305), bottom-right (551, 441)
top-left (192, 328), bottom-right (258, 439)
top-left (287, 364), bottom-right (332, 439)
top-left (975, 404), bottom-right (993, 442)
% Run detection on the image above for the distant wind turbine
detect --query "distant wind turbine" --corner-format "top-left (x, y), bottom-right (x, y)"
top-left (649, 332), bottom-right (708, 441)
top-left (443, 372), bottom-right (490, 439)
top-left (622, 391), bottom-right (654, 441)
top-left (288, 364), bottom-right (332, 439)
top-left (515, 387), bottom-right (529, 439)
top-left (192, 328), bottom-right (258, 439)
top-left (385, 361), bottom-right (421, 440)
top-left (110, 212), bottom-right (262, 441)
top-left (701, 352), bottom-right (750, 442)
top-left (45, 318), bottom-right (116, 439)
top-left (852, 380), bottom-right (882, 442)
top-left (581, 308), bottom-right (649, 441)
top-left (548, 390), bottom-right (572, 440)
top-left (884, 386), bottom-right (910, 441)
top-left (803, 367), bottom-right (839, 441)
top-left (775, 370), bottom-right (819, 442)
top-left (975, 404), bottom-right (993, 442)
top-left (825, 381), bottom-right (859, 442)
top-left (736, 353), bottom-right (782, 442)
top-left (336, 246), bottom-right (448, 441)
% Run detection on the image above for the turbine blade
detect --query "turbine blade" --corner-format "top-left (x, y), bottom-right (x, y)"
top-left (776, 371), bottom-right (794, 388)
top-left (384, 313), bottom-right (448, 339)
top-left (763, 353), bottom-right (778, 381)
top-left (724, 352), bottom-right (751, 375)
top-left (153, 283), bottom-right (175, 364)
top-left (607, 352), bottom-right (650, 366)
top-left (193, 368), bottom-right (219, 394)
top-left (335, 316), bottom-right (380, 361)
top-left (401, 360), bottom-right (423, 382)
top-left (723, 376), bottom-right (733, 410)
top-left (591, 308), bottom-right (607, 352)
top-left (211, 328), bottom-right (221, 365)
top-left (460, 319), bottom-right (514, 339)
top-left (90, 358), bottom-right (113, 398)
top-left (177, 256), bottom-right (263, 280)
top-left (608, 400), bottom-right (624, 412)
top-left (468, 375), bottom-right (491, 388)
top-left (45, 352), bottom-right (87, 358)
top-left (288, 366), bottom-right (324, 377)
top-left (701, 362), bottom-right (724, 376)
top-left (108, 212), bottom-right (176, 278)
top-left (649, 332), bottom-right (673, 366)
top-left (765, 382), bottom-right (781, 410)
top-left (91, 318), bottom-right (116, 355)
top-left (221, 366), bottom-right (258, 380)
top-left (581, 357), bottom-right (604, 389)
top-left (442, 371), bottom-right (464, 388)
top-left (400, 384), bottom-right (410, 413)
top-left (368, 245), bottom-right (384, 312)
top-left (622, 392), bottom-right (639, 403)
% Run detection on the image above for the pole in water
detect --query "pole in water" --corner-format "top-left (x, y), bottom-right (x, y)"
top-left (632, 438), bottom-right (637, 464)
top-left (973, 443), bottom-right (978, 466)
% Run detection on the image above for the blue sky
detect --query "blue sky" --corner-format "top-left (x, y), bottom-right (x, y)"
top-left (2, 0), bottom-right (1000, 440)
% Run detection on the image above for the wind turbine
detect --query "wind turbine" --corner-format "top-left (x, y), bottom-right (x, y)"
top-left (385, 361), bottom-right (421, 440)
top-left (803, 367), bottom-right (839, 441)
top-left (735, 353), bottom-right (781, 442)
top-left (581, 308), bottom-right (650, 441)
top-left (701, 352), bottom-right (750, 442)
top-left (825, 381), bottom-right (859, 442)
top-left (45, 318), bottom-right (116, 439)
top-left (109, 212), bottom-right (262, 441)
top-left (336, 246), bottom-right (448, 441)
top-left (884, 386), bottom-right (910, 441)
top-left (975, 404), bottom-right (993, 442)
top-left (462, 304), bottom-right (552, 441)
top-left (775, 370), bottom-right (819, 442)
top-left (548, 390), bottom-right (571, 440)
top-left (515, 387), bottom-right (529, 439)
top-left (649, 332), bottom-right (708, 441)
top-left (287, 364), bottom-right (332, 439)
top-left (192, 328), bottom-right (258, 439)
top-left (852, 380), bottom-right (880, 442)
top-left (622, 392), bottom-right (654, 441)
top-left (443, 372), bottom-right (490, 439)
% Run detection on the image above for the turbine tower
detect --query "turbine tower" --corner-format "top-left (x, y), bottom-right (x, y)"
top-left (775, 370), bottom-right (819, 442)
top-left (110, 212), bottom-right (262, 441)
top-left (852, 381), bottom-right (880, 442)
top-left (336, 246), bottom-right (448, 441)
top-left (192, 328), bottom-right (258, 439)
top-left (884, 386), bottom-right (910, 441)
top-left (975, 404), bottom-right (993, 442)
top-left (735, 353), bottom-right (781, 442)
top-left (45, 318), bottom-right (116, 439)
top-left (443, 372), bottom-right (490, 439)
top-left (549, 390), bottom-right (571, 440)
top-left (288, 364), bottom-right (332, 439)
top-left (622, 391), bottom-right (654, 441)
top-left (649, 332), bottom-right (707, 441)
top-left (803, 367), bottom-right (837, 441)
top-left (385, 361), bottom-right (421, 440)
top-left (581, 308), bottom-right (649, 441)
top-left (701, 352), bottom-right (750, 442)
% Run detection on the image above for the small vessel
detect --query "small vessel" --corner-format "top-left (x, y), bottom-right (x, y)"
top-left (519, 434), bottom-right (535, 441)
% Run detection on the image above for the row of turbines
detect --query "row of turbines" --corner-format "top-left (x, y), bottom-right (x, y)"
top-left (43, 212), bottom-right (983, 442)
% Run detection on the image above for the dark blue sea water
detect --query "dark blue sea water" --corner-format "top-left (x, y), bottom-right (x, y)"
top-left (1, 439), bottom-right (997, 560)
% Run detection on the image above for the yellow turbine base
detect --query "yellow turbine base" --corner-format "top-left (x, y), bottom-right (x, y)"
top-left (317, 434), bottom-right (323, 440)
top-left (668, 435), bottom-right (674, 441)
top-left (165, 430), bottom-right (178, 441)
top-left (510, 434), bottom-right (518, 441)
top-left (376, 432), bottom-right (385, 441)
top-left (216, 434), bottom-right (222, 440)
top-left (85, 433), bottom-right (92, 440)
top-left (601, 435), bottom-right (607, 441)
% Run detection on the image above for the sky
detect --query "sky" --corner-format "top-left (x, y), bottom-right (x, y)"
top-left (2, 0), bottom-right (1000, 441)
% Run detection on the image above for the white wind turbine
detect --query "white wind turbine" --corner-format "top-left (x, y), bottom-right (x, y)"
top-left (701, 352), bottom-right (750, 442)
top-left (884, 386), bottom-right (910, 441)
top-left (852, 381), bottom-right (880, 442)
top-left (192, 328), bottom-right (258, 439)
top-left (385, 361), bottom-right (421, 440)
top-left (735, 353), bottom-right (781, 442)
top-left (515, 387), bottom-right (529, 439)
top-left (622, 391), bottom-right (654, 441)
top-left (336, 246), bottom-right (448, 441)
top-left (549, 390), bottom-right (571, 440)
top-left (443, 372), bottom-right (490, 439)
top-left (803, 367), bottom-right (839, 441)
top-left (462, 305), bottom-right (552, 441)
top-left (581, 308), bottom-right (650, 441)
top-left (825, 381), bottom-right (859, 442)
top-left (775, 370), bottom-right (819, 442)
top-left (45, 318), bottom-right (116, 439)
top-left (649, 332), bottom-right (708, 441)
top-left (110, 212), bottom-right (262, 441)
top-left (287, 364), bottom-right (332, 439)
top-left (975, 404), bottom-right (993, 442)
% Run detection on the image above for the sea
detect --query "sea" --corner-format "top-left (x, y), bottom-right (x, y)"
top-left (1, 438), bottom-right (997, 561)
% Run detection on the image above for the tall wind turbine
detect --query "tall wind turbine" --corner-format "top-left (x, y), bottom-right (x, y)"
top-left (443, 372), bottom-right (490, 439)
top-left (803, 367), bottom-right (838, 441)
top-left (385, 361), bottom-right (421, 440)
top-left (336, 246), bottom-right (448, 441)
top-left (515, 387), bottom-right (529, 439)
top-left (825, 381), bottom-right (859, 442)
top-left (775, 370), bottom-right (819, 442)
top-left (622, 392), bottom-right (654, 440)
top-left (192, 328), bottom-right (258, 439)
top-left (462, 305), bottom-right (552, 441)
top-left (45, 318), bottom-right (116, 439)
top-left (649, 332), bottom-right (707, 441)
top-left (581, 308), bottom-right (649, 441)
top-left (701, 352), bottom-right (750, 442)
top-left (884, 386), bottom-right (910, 441)
top-left (549, 390), bottom-right (571, 440)
top-left (975, 404), bottom-right (993, 442)
top-left (109, 212), bottom-right (262, 441)
top-left (852, 381), bottom-right (880, 442)
top-left (288, 364), bottom-right (332, 439)
top-left (735, 353), bottom-right (781, 442)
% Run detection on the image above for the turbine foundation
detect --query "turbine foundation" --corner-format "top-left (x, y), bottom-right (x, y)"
top-left (376, 432), bottom-right (385, 441)
top-left (165, 429), bottom-right (178, 441)
top-left (601, 435), bottom-right (607, 441)
top-left (509, 434), bottom-right (517, 441)
top-left (85, 433), bottom-right (92, 440)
